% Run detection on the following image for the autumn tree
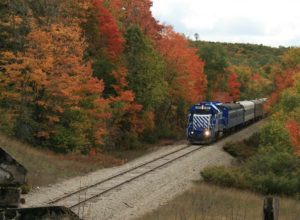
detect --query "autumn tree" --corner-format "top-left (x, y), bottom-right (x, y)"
top-left (81, 0), bottom-right (120, 97)
top-left (0, 0), bottom-right (29, 52)
top-left (92, 0), bottom-right (124, 61)
top-left (155, 26), bottom-right (206, 132)
top-left (279, 73), bottom-right (300, 155)
top-left (105, 0), bottom-right (162, 41)
top-left (286, 119), bottom-right (300, 155)
top-left (0, 21), bottom-right (110, 153)
top-left (281, 48), bottom-right (300, 70)
top-left (108, 66), bottom-right (149, 149)
top-left (157, 26), bottom-right (206, 103)
top-left (88, 1), bottom-right (154, 149)
top-left (232, 65), bottom-right (271, 100)
top-left (227, 70), bottom-right (241, 101)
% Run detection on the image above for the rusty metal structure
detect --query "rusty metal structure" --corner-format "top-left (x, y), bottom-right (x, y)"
top-left (0, 147), bottom-right (80, 220)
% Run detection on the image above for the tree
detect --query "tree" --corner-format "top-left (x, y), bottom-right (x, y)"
top-left (92, 0), bottom-right (124, 62)
top-left (124, 25), bottom-right (167, 111)
top-left (108, 66), bottom-right (148, 149)
top-left (195, 42), bottom-right (228, 99)
top-left (0, 21), bottom-right (110, 152)
top-left (82, 0), bottom-right (125, 97)
top-left (105, 0), bottom-right (162, 41)
top-left (281, 48), bottom-right (300, 69)
top-left (194, 33), bottom-right (199, 41)
top-left (0, 0), bottom-right (29, 52)
top-left (227, 71), bottom-right (241, 101)
top-left (157, 26), bottom-right (206, 103)
top-left (266, 48), bottom-right (300, 110)
top-left (286, 119), bottom-right (300, 155)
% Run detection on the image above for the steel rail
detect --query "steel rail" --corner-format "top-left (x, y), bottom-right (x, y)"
top-left (48, 144), bottom-right (195, 205)
top-left (68, 145), bottom-right (205, 209)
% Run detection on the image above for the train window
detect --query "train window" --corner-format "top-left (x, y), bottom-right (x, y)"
top-left (193, 109), bottom-right (210, 114)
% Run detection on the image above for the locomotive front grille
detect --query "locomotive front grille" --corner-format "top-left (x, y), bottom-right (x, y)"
top-left (193, 114), bottom-right (211, 130)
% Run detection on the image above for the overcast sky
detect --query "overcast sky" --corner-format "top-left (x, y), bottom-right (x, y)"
top-left (151, 0), bottom-right (300, 47)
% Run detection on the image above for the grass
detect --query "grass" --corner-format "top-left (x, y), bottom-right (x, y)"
top-left (140, 183), bottom-right (300, 220)
top-left (107, 139), bottom-right (183, 162)
top-left (0, 133), bottom-right (123, 188)
top-left (0, 133), bottom-right (182, 188)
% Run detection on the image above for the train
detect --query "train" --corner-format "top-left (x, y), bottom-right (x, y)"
top-left (186, 98), bottom-right (266, 144)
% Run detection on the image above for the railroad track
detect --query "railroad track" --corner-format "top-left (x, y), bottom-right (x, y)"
top-left (47, 144), bottom-right (206, 209)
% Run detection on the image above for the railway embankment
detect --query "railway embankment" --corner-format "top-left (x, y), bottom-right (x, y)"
top-left (23, 120), bottom-right (266, 219)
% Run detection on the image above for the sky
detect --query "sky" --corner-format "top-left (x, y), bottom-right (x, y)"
top-left (151, 0), bottom-right (300, 47)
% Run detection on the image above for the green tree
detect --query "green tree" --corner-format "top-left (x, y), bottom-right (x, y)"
top-left (124, 25), bottom-right (167, 111)
top-left (196, 43), bottom-right (229, 98)
top-left (0, 0), bottom-right (29, 52)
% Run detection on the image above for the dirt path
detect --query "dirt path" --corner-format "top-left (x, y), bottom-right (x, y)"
top-left (22, 120), bottom-right (266, 220)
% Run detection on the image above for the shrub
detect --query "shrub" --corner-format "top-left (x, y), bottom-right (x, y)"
top-left (201, 166), bottom-right (247, 189)
top-left (202, 148), bottom-right (300, 196)
top-left (223, 132), bottom-right (261, 160)
top-left (244, 147), bottom-right (300, 176)
top-left (248, 172), bottom-right (299, 195)
top-left (141, 129), bottom-right (159, 144)
top-left (223, 141), bottom-right (256, 160)
top-left (244, 132), bottom-right (261, 148)
top-left (259, 119), bottom-right (292, 149)
top-left (120, 132), bottom-right (141, 150)
top-left (156, 123), bottom-right (182, 140)
top-left (46, 125), bottom-right (86, 153)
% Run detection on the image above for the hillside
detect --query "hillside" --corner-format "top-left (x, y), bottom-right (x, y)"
top-left (192, 40), bottom-right (288, 71)
top-left (0, 0), bottom-right (206, 153)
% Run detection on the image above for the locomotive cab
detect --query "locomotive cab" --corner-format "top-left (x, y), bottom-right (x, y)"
top-left (187, 102), bottom-right (222, 144)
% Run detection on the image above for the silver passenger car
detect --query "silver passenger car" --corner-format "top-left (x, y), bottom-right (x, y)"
top-left (237, 100), bottom-right (255, 123)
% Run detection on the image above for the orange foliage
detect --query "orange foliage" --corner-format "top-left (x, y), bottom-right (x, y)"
top-left (157, 26), bottom-right (207, 103)
top-left (110, 67), bottom-right (143, 110)
top-left (109, 66), bottom-right (149, 136)
top-left (286, 120), bottom-right (300, 156)
top-left (0, 22), bottom-right (110, 146)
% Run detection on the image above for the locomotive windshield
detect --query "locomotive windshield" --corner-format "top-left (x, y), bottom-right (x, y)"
top-left (192, 109), bottom-right (211, 115)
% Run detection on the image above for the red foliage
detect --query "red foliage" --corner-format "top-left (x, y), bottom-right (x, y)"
top-left (109, 66), bottom-right (146, 134)
top-left (125, 0), bottom-right (162, 40)
top-left (286, 120), bottom-right (300, 155)
top-left (93, 0), bottom-right (124, 61)
top-left (275, 70), bottom-right (294, 92)
top-left (108, 0), bottom-right (162, 40)
top-left (228, 72), bottom-right (241, 101)
top-left (252, 72), bottom-right (263, 82)
top-left (89, 148), bottom-right (97, 157)
top-left (110, 66), bottom-right (141, 109)
top-left (157, 26), bottom-right (207, 103)
top-left (266, 69), bottom-right (295, 109)
top-left (212, 92), bottom-right (232, 103)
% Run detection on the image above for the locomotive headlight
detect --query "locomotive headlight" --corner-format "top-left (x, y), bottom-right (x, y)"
top-left (204, 129), bottom-right (211, 137)
top-left (190, 131), bottom-right (194, 135)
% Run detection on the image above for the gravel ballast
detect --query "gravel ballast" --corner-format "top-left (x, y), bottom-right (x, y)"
top-left (22, 120), bottom-right (266, 219)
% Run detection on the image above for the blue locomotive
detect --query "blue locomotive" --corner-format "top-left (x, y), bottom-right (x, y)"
top-left (187, 99), bottom-right (266, 144)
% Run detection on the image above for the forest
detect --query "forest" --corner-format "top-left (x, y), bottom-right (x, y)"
top-left (0, 0), bottom-right (299, 161)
